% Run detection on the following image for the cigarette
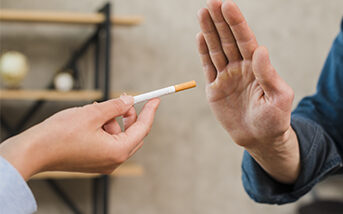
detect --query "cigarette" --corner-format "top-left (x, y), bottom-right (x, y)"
top-left (133, 80), bottom-right (196, 104)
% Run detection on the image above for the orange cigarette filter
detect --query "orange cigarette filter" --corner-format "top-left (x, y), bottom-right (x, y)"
top-left (133, 80), bottom-right (197, 104)
top-left (174, 80), bottom-right (197, 92)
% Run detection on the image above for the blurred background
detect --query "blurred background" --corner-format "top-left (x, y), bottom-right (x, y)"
top-left (1, 0), bottom-right (343, 213)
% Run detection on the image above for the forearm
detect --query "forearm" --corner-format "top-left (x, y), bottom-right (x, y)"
top-left (244, 127), bottom-right (300, 184)
top-left (0, 125), bottom-right (46, 181)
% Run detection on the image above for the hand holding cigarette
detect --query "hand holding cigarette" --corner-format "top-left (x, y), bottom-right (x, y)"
top-left (133, 80), bottom-right (197, 104)
top-left (0, 96), bottom-right (160, 181)
top-left (0, 80), bottom-right (196, 181)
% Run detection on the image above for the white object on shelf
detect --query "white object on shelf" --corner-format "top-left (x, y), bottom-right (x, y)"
top-left (54, 72), bottom-right (74, 92)
top-left (0, 51), bottom-right (29, 88)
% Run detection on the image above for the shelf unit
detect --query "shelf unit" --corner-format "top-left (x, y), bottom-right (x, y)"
top-left (32, 162), bottom-right (144, 179)
top-left (0, 3), bottom-right (142, 214)
top-left (0, 89), bottom-right (139, 101)
top-left (0, 9), bottom-right (143, 26)
top-left (0, 89), bottom-right (103, 101)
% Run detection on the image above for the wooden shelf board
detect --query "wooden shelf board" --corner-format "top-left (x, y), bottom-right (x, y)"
top-left (0, 89), bottom-right (103, 101)
top-left (0, 89), bottom-right (140, 101)
top-left (0, 9), bottom-right (143, 26)
top-left (31, 162), bottom-right (143, 179)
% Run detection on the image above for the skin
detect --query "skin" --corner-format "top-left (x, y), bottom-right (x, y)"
top-left (0, 96), bottom-right (160, 181)
top-left (196, 0), bottom-right (300, 184)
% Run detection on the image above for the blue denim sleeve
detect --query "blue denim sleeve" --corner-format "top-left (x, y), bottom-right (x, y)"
top-left (0, 156), bottom-right (37, 214)
top-left (241, 18), bottom-right (343, 204)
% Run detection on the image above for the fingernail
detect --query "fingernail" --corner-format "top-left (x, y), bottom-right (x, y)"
top-left (120, 95), bottom-right (133, 105)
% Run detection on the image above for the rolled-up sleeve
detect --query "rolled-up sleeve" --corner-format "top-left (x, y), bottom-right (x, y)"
top-left (241, 18), bottom-right (343, 204)
top-left (0, 156), bottom-right (37, 214)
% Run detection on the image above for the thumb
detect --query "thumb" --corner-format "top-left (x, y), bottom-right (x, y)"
top-left (91, 95), bottom-right (134, 123)
top-left (252, 46), bottom-right (284, 96)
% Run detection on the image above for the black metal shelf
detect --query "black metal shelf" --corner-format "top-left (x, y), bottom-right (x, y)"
top-left (0, 2), bottom-right (141, 214)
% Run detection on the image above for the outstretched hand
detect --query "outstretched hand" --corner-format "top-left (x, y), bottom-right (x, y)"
top-left (197, 0), bottom-right (299, 183)
top-left (0, 96), bottom-right (160, 181)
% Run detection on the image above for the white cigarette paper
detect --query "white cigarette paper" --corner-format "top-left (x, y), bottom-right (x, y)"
top-left (133, 80), bottom-right (196, 104)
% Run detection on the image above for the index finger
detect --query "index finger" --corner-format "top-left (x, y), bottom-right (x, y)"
top-left (87, 96), bottom-right (134, 124)
top-left (221, 0), bottom-right (258, 60)
top-left (198, 8), bottom-right (228, 72)
top-left (124, 99), bottom-right (160, 152)
top-left (207, 0), bottom-right (242, 62)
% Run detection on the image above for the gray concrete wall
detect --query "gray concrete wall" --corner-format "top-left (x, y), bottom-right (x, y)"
top-left (1, 0), bottom-right (343, 213)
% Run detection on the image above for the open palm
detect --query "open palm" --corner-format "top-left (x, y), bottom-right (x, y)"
top-left (197, 0), bottom-right (294, 147)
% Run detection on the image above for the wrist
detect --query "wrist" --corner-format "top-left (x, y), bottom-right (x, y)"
top-left (0, 125), bottom-right (47, 181)
top-left (244, 126), bottom-right (300, 184)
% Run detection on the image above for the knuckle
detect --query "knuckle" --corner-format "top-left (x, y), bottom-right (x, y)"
top-left (111, 134), bottom-right (122, 142)
top-left (202, 64), bottom-right (213, 71)
top-left (197, 8), bottom-right (208, 21)
top-left (196, 32), bottom-right (202, 40)
top-left (112, 101), bottom-right (125, 114)
top-left (83, 103), bottom-right (102, 119)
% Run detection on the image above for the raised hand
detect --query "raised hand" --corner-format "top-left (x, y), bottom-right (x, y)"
top-left (197, 0), bottom-right (299, 183)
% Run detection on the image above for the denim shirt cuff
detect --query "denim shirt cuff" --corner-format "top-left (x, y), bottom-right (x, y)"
top-left (241, 115), bottom-right (342, 204)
